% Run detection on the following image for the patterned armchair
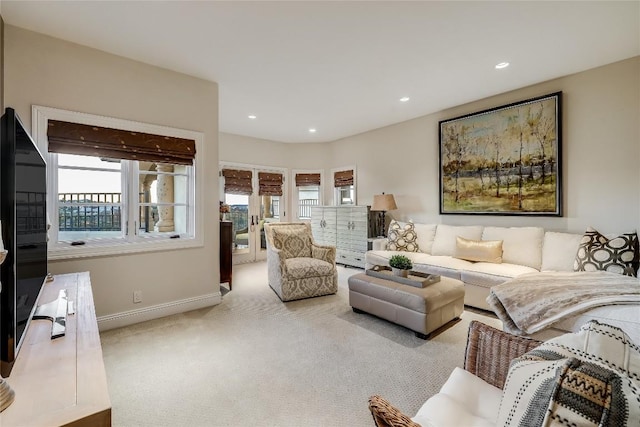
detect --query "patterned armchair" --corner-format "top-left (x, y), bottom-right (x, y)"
top-left (264, 222), bottom-right (338, 301)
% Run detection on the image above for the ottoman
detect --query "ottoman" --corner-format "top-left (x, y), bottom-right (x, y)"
top-left (348, 273), bottom-right (465, 339)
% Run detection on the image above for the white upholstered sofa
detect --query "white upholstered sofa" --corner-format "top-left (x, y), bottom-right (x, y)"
top-left (365, 222), bottom-right (640, 342)
top-left (369, 320), bottom-right (640, 427)
top-left (365, 223), bottom-right (583, 311)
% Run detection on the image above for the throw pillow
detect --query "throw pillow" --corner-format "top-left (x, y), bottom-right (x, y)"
top-left (311, 245), bottom-right (334, 264)
top-left (387, 220), bottom-right (420, 252)
top-left (431, 224), bottom-right (483, 256)
top-left (270, 225), bottom-right (312, 258)
top-left (574, 227), bottom-right (639, 276)
top-left (454, 236), bottom-right (503, 263)
top-left (497, 321), bottom-right (640, 427)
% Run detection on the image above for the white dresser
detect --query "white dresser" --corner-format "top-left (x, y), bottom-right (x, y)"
top-left (311, 205), bottom-right (374, 268)
top-left (310, 206), bottom-right (337, 247)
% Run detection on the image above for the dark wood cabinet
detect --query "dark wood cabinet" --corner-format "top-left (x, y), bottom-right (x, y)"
top-left (220, 221), bottom-right (233, 290)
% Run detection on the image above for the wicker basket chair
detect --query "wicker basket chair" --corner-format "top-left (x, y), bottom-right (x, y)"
top-left (368, 321), bottom-right (542, 427)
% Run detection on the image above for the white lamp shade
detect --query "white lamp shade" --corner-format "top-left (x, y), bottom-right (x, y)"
top-left (371, 194), bottom-right (397, 211)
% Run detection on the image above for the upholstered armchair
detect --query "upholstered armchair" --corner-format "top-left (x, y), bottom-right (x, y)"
top-left (264, 222), bottom-right (338, 301)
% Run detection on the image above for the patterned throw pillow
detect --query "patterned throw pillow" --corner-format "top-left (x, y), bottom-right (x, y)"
top-left (496, 321), bottom-right (640, 427)
top-left (387, 220), bottom-right (419, 252)
top-left (271, 225), bottom-right (312, 258)
top-left (574, 227), bottom-right (639, 276)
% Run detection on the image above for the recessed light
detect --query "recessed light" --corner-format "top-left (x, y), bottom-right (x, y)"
top-left (309, 128), bottom-right (317, 133)
top-left (495, 62), bottom-right (510, 70)
top-left (248, 115), bottom-right (257, 119)
top-left (400, 97), bottom-right (410, 102)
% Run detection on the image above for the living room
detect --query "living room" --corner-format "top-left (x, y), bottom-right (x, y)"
top-left (0, 1), bottom-right (639, 426)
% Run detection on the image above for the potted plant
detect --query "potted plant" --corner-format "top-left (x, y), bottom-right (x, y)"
top-left (389, 254), bottom-right (412, 278)
top-left (219, 201), bottom-right (230, 221)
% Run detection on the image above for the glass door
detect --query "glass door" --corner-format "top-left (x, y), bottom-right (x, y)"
top-left (224, 191), bottom-right (254, 264)
top-left (221, 165), bottom-right (285, 264)
top-left (255, 193), bottom-right (282, 261)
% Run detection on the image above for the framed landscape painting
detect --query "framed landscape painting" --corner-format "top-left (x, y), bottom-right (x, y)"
top-left (439, 92), bottom-right (562, 216)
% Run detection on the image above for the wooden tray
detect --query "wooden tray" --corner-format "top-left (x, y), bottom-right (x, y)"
top-left (366, 265), bottom-right (441, 288)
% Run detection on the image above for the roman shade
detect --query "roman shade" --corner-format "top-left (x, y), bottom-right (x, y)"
top-left (222, 169), bottom-right (253, 195)
top-left (295, 173), bottom-right (321, 187)
top-left (258, 172), bottom-right (283, 196)
top-left (334, 169), bottom-right (354, 187)
top-left (47, 120), bottom-right (196, 165)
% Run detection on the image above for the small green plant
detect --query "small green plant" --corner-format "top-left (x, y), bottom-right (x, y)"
top-left (389, 254), bottom-right (412, 270)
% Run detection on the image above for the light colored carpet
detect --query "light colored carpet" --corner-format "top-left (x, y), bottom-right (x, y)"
top-left (101, 262), bottom-right (501, 427)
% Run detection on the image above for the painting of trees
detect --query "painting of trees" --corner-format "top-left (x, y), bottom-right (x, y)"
top-left (439, 92), bottom-right (562, 215)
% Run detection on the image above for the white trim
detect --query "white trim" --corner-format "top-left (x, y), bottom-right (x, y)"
top-left (32, 105), bottom-right (205, 260)
top-left (97, 292), bottom-right (222, 331)
top-left (48, 238), bottom-right (203, 260)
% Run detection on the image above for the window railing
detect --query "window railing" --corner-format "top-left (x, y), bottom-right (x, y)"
top-left (58, 192), bottom-right (158, 232)
top-left (298, 198), bottom-right (318, 219)
top-left (228, 205), bottom-right (249, 232)
top-left (58, 193), bottom-right (122, 231)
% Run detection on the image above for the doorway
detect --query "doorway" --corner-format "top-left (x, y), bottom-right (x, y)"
top-left (221, 165), bottom-right (286, 264)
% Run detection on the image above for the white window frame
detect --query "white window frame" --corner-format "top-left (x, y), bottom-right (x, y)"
top-left (291, 169), bottom-right (323, 221)
top-left (331, 165), bottom-right (357, 206)
top-left (56, 154), bottom-right (126, 241)
top-left (32, 105), bottom-right (204, 260)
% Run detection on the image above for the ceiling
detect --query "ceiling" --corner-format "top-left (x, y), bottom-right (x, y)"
top-left (2, 1), bottom-right (639, 143)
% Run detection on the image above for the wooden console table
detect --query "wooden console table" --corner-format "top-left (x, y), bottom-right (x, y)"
top-left (0, 272), bottom-right (111, 426)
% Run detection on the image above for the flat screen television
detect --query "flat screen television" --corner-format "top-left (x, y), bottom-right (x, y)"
top-left (0, 107), bottom-right (48, 377)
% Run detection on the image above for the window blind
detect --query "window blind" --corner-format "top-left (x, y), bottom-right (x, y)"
top-left (47, 120), bottom-right (196, 165)
top-left (334, 169), bottom-right (354, 187)
top-left (258, 172), bottom-right (283, 196)
top-left (222, 169), bottom-right (253, 195)
top-left (295, 173), bottom-right (321, 187)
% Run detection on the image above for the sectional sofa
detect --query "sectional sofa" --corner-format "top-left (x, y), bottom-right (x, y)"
top-left (364, 222), bottom-right (640, 342)
top-left (365, 223), bottom-right (583, 311)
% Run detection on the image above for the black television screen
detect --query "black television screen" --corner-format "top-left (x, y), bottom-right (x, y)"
top-left (1, 107), bottom-right (48, 377)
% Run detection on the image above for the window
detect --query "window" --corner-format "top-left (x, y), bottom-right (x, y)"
top-left (333, 167), bottom-right (356, 205)
top-left (258, 172), bottom-right (283, 220)
top-left (137, 162), bottom-right (191, 236)
top-left (293, 171), bottom-right (322, 219)
top-left (32, 106), bottom-right (204, 259)
top-left (57, 154), bottom-right (123, 241)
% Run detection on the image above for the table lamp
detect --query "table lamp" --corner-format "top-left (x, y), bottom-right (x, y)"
top-left (371, 193), bottom-right (397, 237)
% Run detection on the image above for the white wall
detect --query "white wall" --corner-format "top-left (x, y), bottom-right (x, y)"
top-left (326, 56), bottom-right (640, 234)
top-left (4, 25), bottom-right (220, 317)
top-left (220, 57), bottom-right (640, 235)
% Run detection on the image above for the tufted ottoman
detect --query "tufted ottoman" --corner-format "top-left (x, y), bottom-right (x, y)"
top-left (348, 273), bottom-right (465, 339)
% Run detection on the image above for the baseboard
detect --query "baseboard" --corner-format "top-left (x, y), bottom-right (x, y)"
top-left (97, 292), bottom-right (222, 331)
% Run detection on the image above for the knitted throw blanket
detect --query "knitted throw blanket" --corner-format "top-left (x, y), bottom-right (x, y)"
top-left (487, 271), bottom-right (640, 335)
top-left (497, 321), bottom-right (640, 427)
